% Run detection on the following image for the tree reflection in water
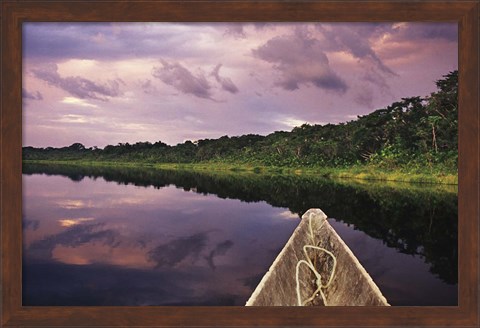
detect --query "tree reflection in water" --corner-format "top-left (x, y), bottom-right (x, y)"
top-left (23, 163), bottom-right (457, 286)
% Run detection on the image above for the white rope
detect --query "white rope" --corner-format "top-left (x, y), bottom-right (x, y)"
top-left (295, 216), bottom-right (337, 306)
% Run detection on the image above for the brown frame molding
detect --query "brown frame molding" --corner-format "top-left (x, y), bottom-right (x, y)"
top-left (1, 0), bottom-right (478, 326)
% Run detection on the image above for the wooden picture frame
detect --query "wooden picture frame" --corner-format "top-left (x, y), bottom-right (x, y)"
top-left (1, 0), bottom-right (478, 326)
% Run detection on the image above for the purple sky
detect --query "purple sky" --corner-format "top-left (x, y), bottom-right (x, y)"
top-left (22, 22), bottom-right (458, 148)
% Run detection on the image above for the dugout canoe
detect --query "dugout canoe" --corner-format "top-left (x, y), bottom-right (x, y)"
top-left (245, 208), bottom-right (389, 306)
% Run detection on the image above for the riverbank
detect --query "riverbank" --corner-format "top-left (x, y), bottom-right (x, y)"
top-left (23, 159), bottom-right (458, 185)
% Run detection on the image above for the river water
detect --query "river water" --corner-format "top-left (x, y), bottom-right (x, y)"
top-left (22, 164), bottom-right (458, 306)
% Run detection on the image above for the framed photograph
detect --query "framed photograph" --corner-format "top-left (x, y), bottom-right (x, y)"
top-left (1, 0), bottom-right (478, 327)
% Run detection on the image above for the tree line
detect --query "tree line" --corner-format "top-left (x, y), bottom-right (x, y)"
top-left (23, 71), bottom-right (458, 172)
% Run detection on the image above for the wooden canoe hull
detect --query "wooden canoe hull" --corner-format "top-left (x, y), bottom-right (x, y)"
top-left (246, 209), bottom-right (389, 306)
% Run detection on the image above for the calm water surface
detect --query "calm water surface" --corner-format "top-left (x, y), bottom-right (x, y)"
top-left (22, 164), bottom-right (458, 306)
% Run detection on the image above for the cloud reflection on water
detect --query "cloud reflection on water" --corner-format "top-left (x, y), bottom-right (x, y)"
top-left (23, 173), bottom-right (297, 305)
top-left (22, 166), bottom-right (458, 306)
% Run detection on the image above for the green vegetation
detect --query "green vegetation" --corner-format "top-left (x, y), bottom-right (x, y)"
top-left (22, 160), bottom-right (457, 185)
top-left (23, 162), bottom-right (458, 283)
top-left (23, 71), bottom-right (458, 184)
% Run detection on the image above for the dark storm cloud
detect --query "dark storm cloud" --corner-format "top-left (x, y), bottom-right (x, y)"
top-left (23, 88), bottom-right (43, 100)
top-left (391, 23), bottom-right (458, 42)
top-left (317, 23), bottom-right (396, 75)
top-left (23, 23), bottom-right (190, 61)
top-left (252, 30), bottom-right (348, 93)
top-left (315, 23), bottom-right (456, 75)
top-left (152, 60), bottom-right (213, 99)
top-left (147, 232), bottom-right (209, 268)
top-left (212, 64), bottom-right (239, 94)
top-left (24, 23), bottom-right (104, 60)
top-left (32, 63), bottom-right (122, 101)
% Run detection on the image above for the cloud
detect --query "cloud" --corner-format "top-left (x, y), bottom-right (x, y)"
top-left (353, 85), bottom-right (375, 108)
top-left (23, 88), bottom-right (43, 100)
top-left (139, 79), bottom-right (158, 95)
top-left (23, 23), bottom-right (199, 61)
top-left (152, 60), bottom-right (213, 100)
top-left (211, 64), bottom-right (239, 94)
top-left (22, 22), bottom-right (458, 148)
top-left (359, 61), bottom-right (393, 96)
top-left (317, 23), bottom-right (396, 75)
top-left (54, 114), bottom-right (89, 124)
top-left (56, 199), bottom-right (91, 209)
top-left (32, 63), bottom-right (122, 101)
top-left (27, 223), bottom-right (118, 260)
top-left (252, 30), bottom-right (348, 93)
top-left (219, 23), bottom-right (269, 38)
top-left (278, 210), bottom-right (300, 219)
top-left (252, 23), bottom-right (269, 31)
top-left (276, 116), bottom-right (309, 129)
top-left (58, 217), bottom-right (95, 227)
top-left (371, 23), bottom-right (457, 70)
top-left (390, 23), bottom-right (458, 42)
top-left (61, 97), bottom-right (99, 108)
top-left (223, 25), bottom-right (246, 39)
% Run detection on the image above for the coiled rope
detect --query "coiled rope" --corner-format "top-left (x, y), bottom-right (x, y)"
top-left (295, 215), bottom-right (337, 306)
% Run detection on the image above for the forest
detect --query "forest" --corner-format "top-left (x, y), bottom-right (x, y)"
top-left (23, 71), bottom-right (458, 180)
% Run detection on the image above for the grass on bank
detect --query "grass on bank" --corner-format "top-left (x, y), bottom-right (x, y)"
top-left (23, 159), bottom-right (458, 185)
